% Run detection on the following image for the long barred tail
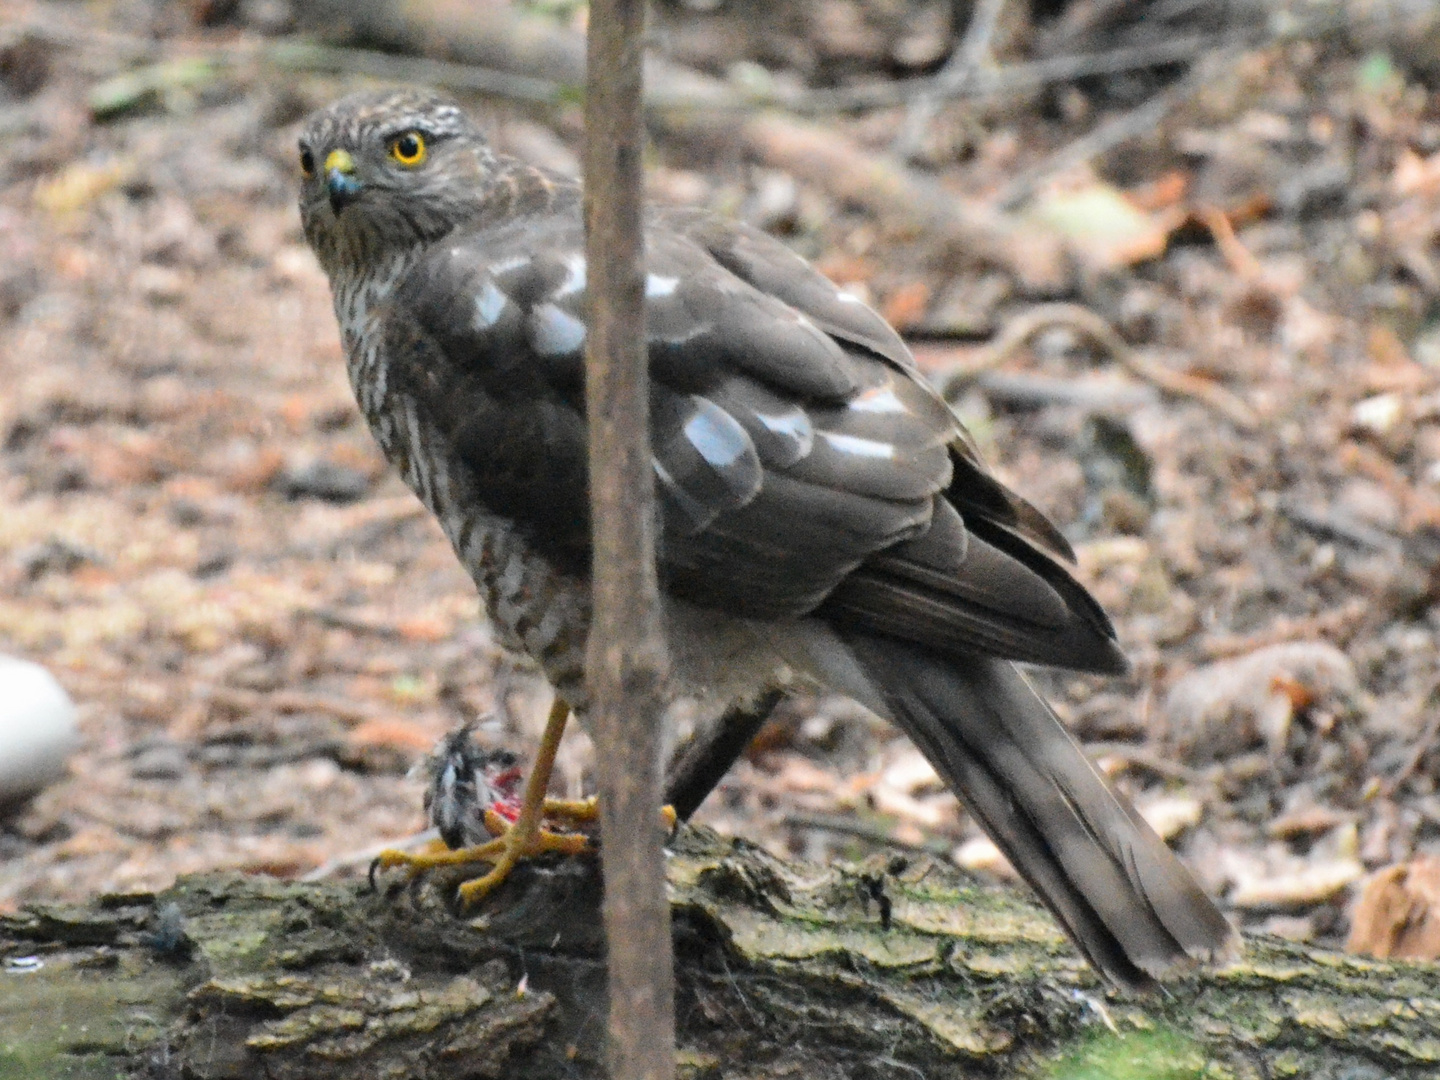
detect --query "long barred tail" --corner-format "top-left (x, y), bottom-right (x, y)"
top-left (842, 634), bottom-right (1236, 991)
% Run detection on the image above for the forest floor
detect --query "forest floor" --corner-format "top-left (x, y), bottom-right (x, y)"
top-left (5, 0), bottom-right (1440, 958)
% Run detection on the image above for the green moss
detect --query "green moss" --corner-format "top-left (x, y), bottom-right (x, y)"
top-left (1047, 1028), bottom-right (1207, 1080)
top-left (0, 950), bottom-right (180, 1080)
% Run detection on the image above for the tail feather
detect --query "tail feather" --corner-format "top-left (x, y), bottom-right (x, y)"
top-left (843, 633), bottom-right (1235, 991)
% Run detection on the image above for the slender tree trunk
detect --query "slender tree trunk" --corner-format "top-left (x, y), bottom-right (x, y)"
top-left (582, 3), bottom-right (676, 1079)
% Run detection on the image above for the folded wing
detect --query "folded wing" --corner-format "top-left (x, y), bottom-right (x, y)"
top-left (394, 202), bottom-right (1123, 674)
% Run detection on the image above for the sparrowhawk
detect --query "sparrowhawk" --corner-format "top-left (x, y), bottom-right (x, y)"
top-left (298, 88), bottom-right (1235, 991)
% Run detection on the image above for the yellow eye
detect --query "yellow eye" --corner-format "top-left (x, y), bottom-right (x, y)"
top-left (389, 132), bottom-right (426, 167)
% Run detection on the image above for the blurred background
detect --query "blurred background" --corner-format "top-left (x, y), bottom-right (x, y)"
top-left (4, 0), bottom-right (1440, 959)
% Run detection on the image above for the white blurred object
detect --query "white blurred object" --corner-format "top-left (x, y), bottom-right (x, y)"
top-left (0, 655), bottom-right (78, 812)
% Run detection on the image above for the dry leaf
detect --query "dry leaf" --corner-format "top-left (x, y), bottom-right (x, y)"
top-left (1164, 641), bottom-right (1357, 761)
top-left (348, 719), bottom-right (435, 754)
top-left (1134, 793), bottom-right (1202, 841)
top-left (880, 746), bottom-right (942, 795)
top-left (880, 280), bottom-right (931, 330)
top-left (1393, 148), bottom-right (1440, 197)
top-left (1266, 803), bottom-right (1354, 840)
top-left (34, 159), bottom-right (132, 216)
top-left (1126, 169), bottom-right (1190, 212)
top-left (870, 784), bottom-right (949, 830)
top-left (952, 836), bottom-right (1015, 880)
top-left (1230, 855), bottom-right (1363, 911)
top-left (1348, 858), bottom-right (1440, 960)
top-left (1027, 176), bottom-right (1183, 272)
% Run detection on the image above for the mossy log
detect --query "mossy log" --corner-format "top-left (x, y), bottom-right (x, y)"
top-left (2, 826), bottom-right (1437, 1079)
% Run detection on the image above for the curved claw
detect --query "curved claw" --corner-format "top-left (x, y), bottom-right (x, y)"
top-left (448, 882), bottom-right (470, 917)
top-left (366, 840), bottom-right (507, 894)
top-left (453, 827), bottom-right (593, 909)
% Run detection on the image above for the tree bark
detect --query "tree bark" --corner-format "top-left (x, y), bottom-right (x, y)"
top-left (4, 827), bottom-right (1440, 1080)
top-left (582, 1), bottom-right (676, 1078)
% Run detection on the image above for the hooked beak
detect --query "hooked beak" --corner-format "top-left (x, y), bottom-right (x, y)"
top-left (324, 149), bottom-right (362, 215)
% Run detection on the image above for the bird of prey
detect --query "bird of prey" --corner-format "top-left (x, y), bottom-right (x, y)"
top-left (298, 88), bottom-right (1235, 991)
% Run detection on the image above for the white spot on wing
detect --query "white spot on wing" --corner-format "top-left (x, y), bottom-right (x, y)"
top-left (659, 322), bottom-right (709, 346)
top-left (848, 385), bottom-right (908, 414)
top-left (555, 254), bottom-right (587, 297)
top-left (822, 431), bottom-right (894, 459)
top-left (490, 255), bottom-right (532, 276)
top-left (756, 409), bottom-right (814, 455)
top-left (530, 303), bottom-right (587, 355)
top-left (474, 281), bottom-right (508, 329)
top-left (646, 274), bottom-right (680, 298)
top-left (684, 408), bottom-right (747, 467)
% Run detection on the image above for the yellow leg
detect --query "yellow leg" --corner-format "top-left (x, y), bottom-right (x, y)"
top-left (487, 797), bottom-right (675, 833)
top-left (536, 797), bottom-right (676, 832)
top-left (370, 699), bottom-right (679, 900)
top-left (541, 796), bottom-right (599, 822)
top-left (455, 695), bottom-right (574, 906)
top-left (478, 798), bottom-right (598, 839)
top-left (370, 835), bottom-right (510, 889)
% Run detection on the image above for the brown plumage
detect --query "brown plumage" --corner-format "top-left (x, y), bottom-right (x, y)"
top-left (299, 88), bottom-right (1236, 990)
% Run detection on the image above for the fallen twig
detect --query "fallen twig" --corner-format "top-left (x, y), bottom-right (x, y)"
top-left (29, 1), bottom-right (1359, 122)
top-left (208, 685), bottom-right (381, 726)
top-left (893, 0), bottom-right (1008, 160)
top-left (301, 828), bottom-right (438, 881)
top-left (969, 371), bottom-right (1157, 411)
top-left (936, 303), bottom-right (1260, 428)
top-left (1383, 677), bottom-right (1440, 798)
top-left (271, 22), bottom-right (1258, 118)
top-left (298, 605), bottom-right (405, 639)
top-left (1277, 497), bottom-right (1405, 557)
top-left (996, 53), bottom-right (1230, 209)
top-left (1086, 741), bottom-right (1204, 784)
top-left (732, 113), bottom-right (1071, 292)
top-left (782, 811), bottom-right (956, 858)
top-left (1197, 600), bottom-right (1370, 659)
top-left (1198, 203), bottom-right (1266, 281)
top-left (801, 29), bottom-right (1262, 114)
top-left (267, 40), bottom-right (569, 106)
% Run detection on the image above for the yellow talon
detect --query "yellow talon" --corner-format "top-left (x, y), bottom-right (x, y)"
top-left (368, 836), bottom-right (508, 890)
top-left (454, 826), bottom-right (591, 905)
top-left (454, 696), bottom-right (577, 906)
top-left (482, 797), bottom-right (675, 837)
top-left (371, 699), bottom-right (681, 905)
top-left (478, 800), bottom-right (601, 839)
top-left (524, 796), bottom-right (674, 831)
top-left (542, 796), bottom-right (600, 822)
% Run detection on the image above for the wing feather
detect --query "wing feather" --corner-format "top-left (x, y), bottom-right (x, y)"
top-left (393, 199), bottom-right (1124, 671)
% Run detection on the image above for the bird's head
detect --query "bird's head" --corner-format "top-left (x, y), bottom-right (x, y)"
top-left (298, 89), bottom-right (496, 276)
